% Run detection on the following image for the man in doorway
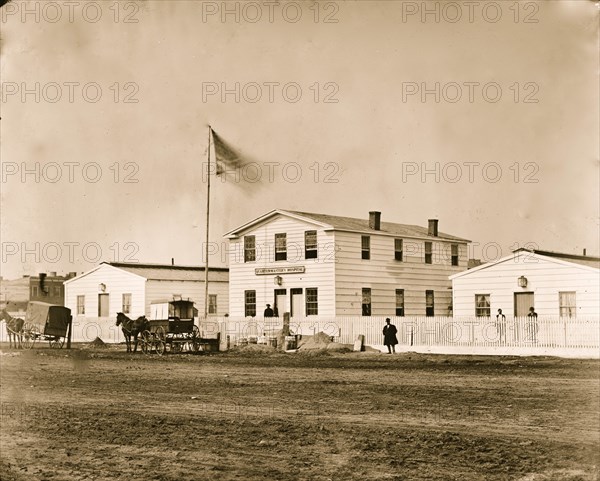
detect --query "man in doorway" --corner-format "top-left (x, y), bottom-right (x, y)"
top-left (382, 318), bottom-right (398, 354)
top-left (264, 304), bottom-right (274, 318)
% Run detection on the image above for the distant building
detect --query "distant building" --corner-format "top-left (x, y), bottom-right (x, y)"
top-left (29, 272), bottom-right (77, 305)
top-left (0, 276), bottom-right (30, 312)
top-left (467, 258), bottom-right (483, 269)
top-left (450, 249), bottom-right (600, 317)
top-left (224, 209), bottom-right (470, 318)
top-left (64, 262), bottom-right (229, 320)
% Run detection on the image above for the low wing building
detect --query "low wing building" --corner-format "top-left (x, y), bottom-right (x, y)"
top-left (450, 249), bottom-right (600, 317)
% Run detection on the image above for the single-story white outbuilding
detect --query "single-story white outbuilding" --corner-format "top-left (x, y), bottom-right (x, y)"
top-left (450, 249), bottom-right (599, 318)
top-left (63, 262), bottom-right (229, 343)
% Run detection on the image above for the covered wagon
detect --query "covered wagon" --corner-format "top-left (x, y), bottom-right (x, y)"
top-left (22, 301), bottom-right (72, 349)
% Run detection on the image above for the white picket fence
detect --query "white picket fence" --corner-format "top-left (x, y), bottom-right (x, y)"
top-left (205, 315), bottom-right (600, 358)
top-left (2, 315), bottom-right (598, 358)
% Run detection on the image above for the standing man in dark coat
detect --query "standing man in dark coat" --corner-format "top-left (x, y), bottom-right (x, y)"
top-left (264, 304), bottom-right (274, 318)
top-left (496, 309), bottom-right (507, 345)
top-left (383, 318), bottom-right (398, 354)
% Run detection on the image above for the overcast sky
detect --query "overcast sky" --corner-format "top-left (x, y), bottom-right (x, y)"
top-left (1, 0), bottom-right (598, 279)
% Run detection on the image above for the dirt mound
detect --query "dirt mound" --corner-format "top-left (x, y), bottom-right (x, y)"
top-left (297, 332), bottom-right (333, 350)
top-left (325, 343), bottom-right (354, 353)
top-left (88, 337), bottom-right (107, 348)
top-left (230, 344), bottom-right (277, 354)
top-left (296, 348), bottom-right (331, 357)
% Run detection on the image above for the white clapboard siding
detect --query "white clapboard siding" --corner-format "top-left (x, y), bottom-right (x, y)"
top-left (64, 264), bottom-right (146, 321)
top-left (334, 231), bottom-right (467, 316)
top-left (452, 251), bottom-right (600, 317)
top-left (145, 279), bottom-right (229, 317)
top-left (228, 214), bottom-right (336, 316)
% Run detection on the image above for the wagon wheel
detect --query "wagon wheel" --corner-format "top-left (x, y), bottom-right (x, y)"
top-left (140, 330), bottom-right (152, 354)
top-left (154, 327), bottom-right (166, 356)
top-left (49, 336), bottom-right (65, 349)
top-left (191, 325), bottom-right (201, 353)
top-left (22, 323), bottom-right (38, 350)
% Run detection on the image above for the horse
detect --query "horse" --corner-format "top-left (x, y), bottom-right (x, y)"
top-left (0, 309), bottom-right (25, 349)
top-left (116, 312), bottom-right (149, 352)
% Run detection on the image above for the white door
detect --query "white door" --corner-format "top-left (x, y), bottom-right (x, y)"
top-left (291, 292), bottom-right (303, 318)
top-left (275, 294), bottom-right (287, 316)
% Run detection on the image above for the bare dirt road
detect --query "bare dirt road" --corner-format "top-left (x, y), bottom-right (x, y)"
top-left (1, 345), bottom-right (598, 481)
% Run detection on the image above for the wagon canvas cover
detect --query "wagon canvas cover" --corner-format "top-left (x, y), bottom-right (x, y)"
top-left (26, 302), bottom-right (71, 337)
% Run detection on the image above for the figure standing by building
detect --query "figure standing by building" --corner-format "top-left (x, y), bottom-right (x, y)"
top-left (382, 318), bottom-right (398, 354)
top-left (264, 304), bottom-right (274, 318)
top-left (527, 307), bottom-right (538, 344)
top-left (496, 308), bottom-right (506, 344)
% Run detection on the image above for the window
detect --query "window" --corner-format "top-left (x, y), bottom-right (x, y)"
top-left (559, 291), bottom-right (576, 318)
top-left (425, 242), bottom-right (433, 264)
top-left (306, 288), bottom-right (318, 316)
top-left (361, 236), bottom-right (370, 260)
top-left (362, 288), bottom-right (371, 316)
top-left (305, 230), bottom-right (318, 259)
top-left (32, 285), bottom-right (39, 297)
top-left (395, 289), bottom-right (405, 317)
top-left (394, 239), bottom-right (403, 261)
top-left (54, 285), bottom-right (61, 297)
top-left (77, 295), bottom-right (85, 315)
top-left (244, 235), bottom-right (256, 263)
top-left (244, 290), bottom-right (256, 317)
top-left (208, 294), bottom-right (217, 314)
top-left (426, 290), bottom-right (434, 316)
top-left (451, 244), bottom-right (459, 266)
top-left (475, 294), bottom-right (490, 317)
top-left (275, 233), bottom-right (287, 261)
top-left (122, 293), bottom-right (132, 314)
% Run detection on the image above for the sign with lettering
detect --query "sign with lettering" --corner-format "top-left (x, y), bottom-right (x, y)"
top-left (255, 266), bottom-right (306, 275)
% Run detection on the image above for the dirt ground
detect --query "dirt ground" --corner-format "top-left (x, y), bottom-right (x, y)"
top-left (0, 344), bottom-right (598, 481)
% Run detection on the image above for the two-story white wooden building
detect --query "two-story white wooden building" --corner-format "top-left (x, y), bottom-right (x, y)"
top-left (224, 210), bottom-right (470, 318)
top-left (450, 249), bottom-right (600, 317)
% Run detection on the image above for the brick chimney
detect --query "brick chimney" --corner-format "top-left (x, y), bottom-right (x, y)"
top-left (369, 211), bottom-right (381, 230)
top-left (428, 219), bottom-right (438, 237)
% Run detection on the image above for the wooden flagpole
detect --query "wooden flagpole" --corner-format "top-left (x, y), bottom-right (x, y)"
top-left (204, 125), bottom-right (212, 319)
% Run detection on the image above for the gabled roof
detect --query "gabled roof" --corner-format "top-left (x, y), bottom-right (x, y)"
top-left (63, 263), bottom-right (147, 284)
top-left (450, 249), bottom-right (600, 280)
top-left (225, 209), bottom-right (469, 242)
top-left (64, 263), bottom-right (229, 284)
top-left (514, 248), bottom-right (600, 269)
top-left (107, 262), bottom-right (228, 282)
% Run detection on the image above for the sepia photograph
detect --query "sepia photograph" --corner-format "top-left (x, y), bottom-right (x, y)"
top-left (1, 0), bottom-right (598, 480)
